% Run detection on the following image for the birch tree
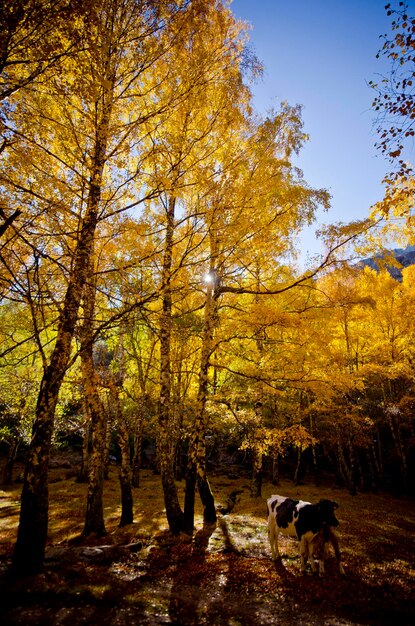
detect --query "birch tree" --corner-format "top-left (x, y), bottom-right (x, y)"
top-left (2, 0), bottom-right (195, 575)
top-left (143, 0), bottom-right (254, 533)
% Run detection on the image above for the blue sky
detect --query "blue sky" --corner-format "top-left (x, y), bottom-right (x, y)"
top-left (231, 0), bottom-right (394, 264)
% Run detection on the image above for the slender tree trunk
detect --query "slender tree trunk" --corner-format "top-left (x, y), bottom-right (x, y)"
top-left (374, 426), bottom-right (383, 477)
top-left (354, 442), bottom-right (364, 490)
top-left (272, 453), bottom-right (279, 485)
top-left (77, 416), bottom-right (92, 483)
top-left (82, 403), bottom-right (107, 536)
top-left (251, 444), bottom-right (263, 497)
top-left (184, 272), bottom-right (217, 532)
top-left (132, 426), bottom-right (143, 488)
top-left (309, 413), bottom-right (319, 485)
top-left (12, 204), bottom-right (99, 575)
top-left (103, 393), bottom-right (112, 480)
top-left (348, 436), bottom-right (359, 492)
top-left (387, 410), bottom-right (408, 488)
top-left (132, 401), bottom-right (145, 488)
top-left (112, 385), bottom-right (134, 526)
top-left (81, 266), bottom-right (107, 537)
top-left (172, 369), bottom-right (185, 481)
top-left (370, 440), bottom-right (381, 482)
top-left (118, 419), bottom-right (134, 526)
top-left (335, 425), bottom-right (356, 495)
top-left (112, 326), bottom-right (134, 527)
top-left (2, 437), bottom-right (19, 485)
top-left (294, 448), bottom-right (302, 485)
top-left (366, 450), bottom-right (378, 492)
top-left (132, 343), bottom-right (152, 486)
top-left (183, 461), bottom-right (197, 534)
top-left (395, 414), bottom-right (408, 488)
top-left (158, 195), bottom-right (184, 534)
top-left (11, 49), bottom-right (114, 571)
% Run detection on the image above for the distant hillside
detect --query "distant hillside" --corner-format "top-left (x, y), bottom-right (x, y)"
top-left (360, 245), bottom-right (415, 281)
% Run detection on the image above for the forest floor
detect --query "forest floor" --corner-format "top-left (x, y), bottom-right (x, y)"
top-left (0, 453), bottom-right (414, 625)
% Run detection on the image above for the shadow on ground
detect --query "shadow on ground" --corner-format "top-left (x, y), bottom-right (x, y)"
top-left (1, 509), bottom-right (414, 626)
top-left (1, 468), bottom-right (415, 625)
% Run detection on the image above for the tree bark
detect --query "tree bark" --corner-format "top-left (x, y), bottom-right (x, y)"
top-left (12, 203), bottom-right (99, 575)
top-left (110, 325), bottom-right (134, 526)
top-left (184, 271), bottom-right (218, 531)
top-left (271, 453), bottom-right (279, 485)
top-left (0, 208), bottom-right (22, 239)
top-left (387, 409), bottom-right (408, 489)
top-left (309, 413), bottom-right (319, 485)
top-left (158, 195), bottom-right (184, 534)
top-left (131, 350), bottom-right (151, 486)
top-left (81, 266), bottom-right (107, 537)
top-left (103, 395), bottom-right (112, 480)
top-left (293, 448), bottom-right (302, 486)
top-left (12, 48), bottom-right (114, 570)
top-left (131, 399), bottom-right (145, 489)
top-left (112, 386), bottom-right (134, 526)
top-left (2, 436), bottom-right (19, 485)
top-left (251, 444), bottom-right (263, 497)
top-left (77, 416), bottom-right (92, 483)
top-left (335, 425), bottom-right (356, 495)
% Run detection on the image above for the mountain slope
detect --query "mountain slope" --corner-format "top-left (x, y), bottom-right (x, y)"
top-left (360, 245), bottom-right (415, 280)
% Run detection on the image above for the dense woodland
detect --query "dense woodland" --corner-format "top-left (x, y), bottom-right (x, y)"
top-left (1, 0), bottom-right (414, 578)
